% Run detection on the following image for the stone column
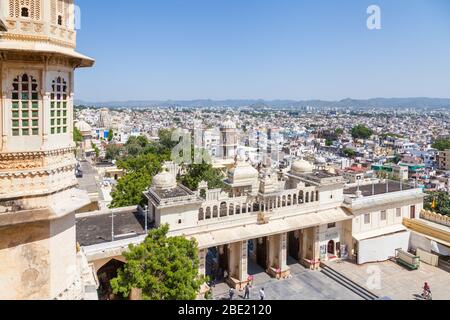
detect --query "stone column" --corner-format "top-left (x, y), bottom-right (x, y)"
top-left (226, 241), bottom-right (249, 290)
top-left (198, 249), bottom-right (206, 278)
top-left (198, 248), bottom-right (209, 294)
top-left (300, 227), bottom-right (321, 270)
top-left (267, 233), bottom-right (290, 279)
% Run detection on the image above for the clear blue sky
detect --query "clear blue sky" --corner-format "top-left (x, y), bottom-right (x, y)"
top-left (75, 0), bottom-right (450, 102)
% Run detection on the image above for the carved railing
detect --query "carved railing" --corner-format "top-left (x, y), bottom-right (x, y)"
top-left (420, 210), bottom-right (450, 227)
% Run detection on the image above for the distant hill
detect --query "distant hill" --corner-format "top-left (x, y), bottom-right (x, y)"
top-left (74, 97), bottom-right (450, 109)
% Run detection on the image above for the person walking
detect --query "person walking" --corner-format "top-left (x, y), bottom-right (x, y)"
top-left (422, 282), bottom-right (432, 300)
top-left (229, 288), bottom-right (235, 300)
top-left (244, 284), bottom-right (251, 300)
top-left (259, 288), bottom-right (266, 301)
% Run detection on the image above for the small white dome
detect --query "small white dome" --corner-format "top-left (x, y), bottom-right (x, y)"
top-left (221, 116), bottom-right (237, 130)
top-left (228, 160), bottom-right (258, 183)
top-left (291, 159), bottom-right (314, 174)
top-left (75, 119), bottom-right (92, 133)
top-left (152, 168), bottom-right (177, 190)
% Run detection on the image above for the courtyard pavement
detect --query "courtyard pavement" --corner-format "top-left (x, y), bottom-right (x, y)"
top-left (211, 260), bottom-right (362, 301)
top-left (325, 259), bottom-right (450, 300)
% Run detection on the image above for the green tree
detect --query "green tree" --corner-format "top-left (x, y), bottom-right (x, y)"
top-left (158, 128), bottom-right (178, 151)
top-left (424, 191), bottom-right (450, 216)
top-left (335, 128), bottom-right (344, 137)
top-left (110, 225), bottom-right (203, 300)
top-left (105, 144), bottom-right (123, 161)
top-left (110, 153), bottom-right (168, 208)
top-left (325, 139), bottom-right (333, 147)
top-left (127, 135), bottom-right (150, 148)
top-left (181, 162), bottom-right (225, 191)
top-left (108, 129), bottom-right (114, 142)
top-left (351, 125), bottom-right (373, 140)
top-left (73, 126), bottom-right (83, 143)
top-left (432, 139), bottom-right (450, 151)
top-left (93, 144), bottom-right (100, 159)
top-left (343, 148), bottom-right (356, 158)
top-left (110, 171), bottom-right (153, 208)
top-left (116, 153), bottom-right (164, 175)
top-left (124, 135), bottom-right (155, 156)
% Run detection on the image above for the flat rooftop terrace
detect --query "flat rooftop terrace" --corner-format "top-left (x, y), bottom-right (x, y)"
top-left (344, 180), bottom-right (414, 197)
top-left (76, 210), bottom-right (151, 247)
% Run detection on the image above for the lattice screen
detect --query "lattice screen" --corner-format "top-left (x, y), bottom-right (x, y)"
top-left (8, 0), bottom-right (41, 20)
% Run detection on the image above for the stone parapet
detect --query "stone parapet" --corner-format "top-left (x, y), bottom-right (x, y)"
top-left (421, 210), bottom-right (450, 227)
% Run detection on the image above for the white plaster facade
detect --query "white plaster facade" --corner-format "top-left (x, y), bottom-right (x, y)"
top-left (344, 188), bottom-right (424, 264)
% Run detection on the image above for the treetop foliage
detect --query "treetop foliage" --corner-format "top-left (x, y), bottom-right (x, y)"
top-left (351, 124), bottom-right (373, 140)
top-left (110, 225), bottom-right (203, 300)
top-left (432, 139), bottom-right (450, 151)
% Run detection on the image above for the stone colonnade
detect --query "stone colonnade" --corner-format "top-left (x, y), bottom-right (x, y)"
top-left (198, 227), bottom-right (322, 290)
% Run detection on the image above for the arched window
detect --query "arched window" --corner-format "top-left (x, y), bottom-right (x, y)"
top-left (220, 202), bottom-right (227, 217)
top-left (57, 15), bottom-right (63, 25)
top-left (198, 208), bottom-right (204, 221)
top-left (305, 192), bottom-right (309, 203)
top-left (11, 74), bottom-right (39, 136)
top-left (205, 207), bottom-right (211, 220)
top-left (213, 206), bottom-right (218, 218)
top-left (50, 77), bottom-right (68, 134)
top-left (21, 7), bottom-right (29, 17)
top-left (229, 204), bottom-right (234, 216)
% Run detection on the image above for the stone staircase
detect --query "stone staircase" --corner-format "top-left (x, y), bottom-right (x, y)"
top-left (320, 263), bottom-right (379, 301)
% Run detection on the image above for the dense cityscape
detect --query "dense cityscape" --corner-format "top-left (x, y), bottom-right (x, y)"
top-left (1, 0), bottom-right (449, 307)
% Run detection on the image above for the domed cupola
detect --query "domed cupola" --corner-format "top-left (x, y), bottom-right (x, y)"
top-left (291, 159), bottom-right (314, 175)
top-left (152, 166), bottom-right (177, 190)
top-left (75, 117), bottom-right (92, 134)
top-left (228, 157), bottom-right (259, 184)
top-left (221, 116), bottom-right (237, 130)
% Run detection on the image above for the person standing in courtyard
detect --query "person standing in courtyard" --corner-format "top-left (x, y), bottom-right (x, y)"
top-left (229, 288), bottom-right (235, 300)
top-left (244, 283), bottom-right (251, 300)
top-left (259, 288), bottom-right (266, 301)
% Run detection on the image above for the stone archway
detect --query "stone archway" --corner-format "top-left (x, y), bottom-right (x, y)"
top-left (327, 240), bottom-right (335, 255)
top-left (288, 231), bottom-right (301, 261)
top-left (97, 259), bottom-right (126, 300)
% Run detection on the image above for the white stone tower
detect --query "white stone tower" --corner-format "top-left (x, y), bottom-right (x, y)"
top-left (0, 0), bottom-right (94, 299)
top-left (220, 116), bottom-right (238, 160)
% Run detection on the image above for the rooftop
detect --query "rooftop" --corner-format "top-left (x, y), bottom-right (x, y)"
top-left (76, 209), bottom-right (150, 247)
top-left (303, 171), bottom-right (340, 179)
top-left (344, 180), bottom-right (414, 197)
top-left (152, 185), bottom-right (192, 199)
